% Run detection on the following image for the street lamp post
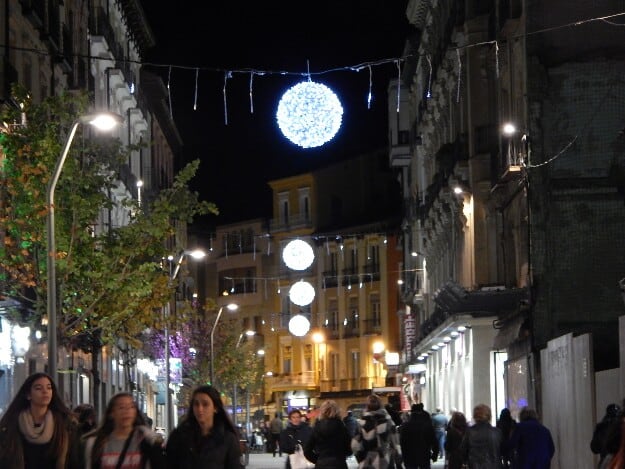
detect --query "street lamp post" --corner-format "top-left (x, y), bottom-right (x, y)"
top-left (47, 112), bottom-right (122, 380)
top-left (209, 303), bottom-right (239, 386)
top-left (233, 330), bottom-right (255, 427)
top-left (164, 249), bottom-right (206, 433)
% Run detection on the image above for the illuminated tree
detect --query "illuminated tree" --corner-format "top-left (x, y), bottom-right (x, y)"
top-left (0, 87), bottom-right (218, 395)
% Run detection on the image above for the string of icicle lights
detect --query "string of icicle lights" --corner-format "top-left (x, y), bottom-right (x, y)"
top-left (5, 10), bottom-right (623, 145)
top-left (206, 231), bottom-right (392, 259)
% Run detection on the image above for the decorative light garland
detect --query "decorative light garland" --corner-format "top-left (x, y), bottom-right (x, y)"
top-left (276, 80), bottom-right (343, 148)
top-left (282, 239), bottom-right (315, 270)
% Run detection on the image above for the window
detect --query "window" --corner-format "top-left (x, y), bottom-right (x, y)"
top-left (367, 245), bottom-right (379, 269)
top-left (331, 353), bottom-right (340, 381)
top-left (279, 192), bottom-right (289, 225)
top-left (328, 300), bottom-right (339, 331)
top-left (304, 344), bottom-right (313, 372)
top-left (370, 294), bottom-right (381, 327)
top-left (298, 187), bottom-right (310, 221)
top-left (350, 351), bottom-right (360, 379)
top-left (283, 346), bottom-right (292, 374)
top-left (329, 252), bottom-right (338, 274)
top-left (348, 297), bottom-right (359, 330)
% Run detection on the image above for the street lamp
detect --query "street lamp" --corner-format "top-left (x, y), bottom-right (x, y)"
top-left (164, 248), bottom-right (206, 433)
top-left (233, 330), bottom-right (255, 427)
top-left (209, 303), bottom-right (239, 386)
top-left (47, 112), bottom-right (122, 380)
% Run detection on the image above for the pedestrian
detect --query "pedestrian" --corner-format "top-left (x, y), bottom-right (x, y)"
top-left (259, 421), bottom-right (271, 452)
top-left (0, 372), bottom-right (81, 469)
top-left (270, 413), bottom-right (284, 457)
top-left (460, 403), bottom-right (503, 469)
top-left (303, 400), bottom-right (351, 469)
top-left (444, 411), bottom-right (468, 469)
top-left (73, 403), bottom-right (97, 437)
top-left (83, 392), bottom-right (165, 469)
top-left (280, 409), bottom-right (313, 469)
top-left (602, 412), bottom-right (625, 468)
top-left (343, 410), bottom-right (359, 439)
top-left (351, 394), bottom-right (402, 469)
top-left (496, 408), bottom-right (516, 468)
top-left (399, 403), bottom-right (438, 469)
top-left (431, 407), bottom-right (448, 460)
top-left (165, 384), bottom-right (243, 468)
top-left (508, 407), bottom-right (554, 469)
top-left (386, 403), bottom-right (403, 427)
top-left (591, 403), bottom-right (621, 467)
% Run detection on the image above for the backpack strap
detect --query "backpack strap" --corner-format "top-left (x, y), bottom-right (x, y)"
top-left (115, 430), bottom-right (135, 469)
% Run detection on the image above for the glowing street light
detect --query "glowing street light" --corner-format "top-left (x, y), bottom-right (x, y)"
top-left (47, 112), bottom-right (122, 380)
top-left (209, 303), bottom-right (239, 386)
top-left (164, 248), bottom-right (207, 433)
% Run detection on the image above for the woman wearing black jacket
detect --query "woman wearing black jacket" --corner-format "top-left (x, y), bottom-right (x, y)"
top-left (0, 372), bottom-right (81, 469)
top-left (304, 400), bottom-right (351, 469)
top-left (165, 385), bottom-right (243, 469)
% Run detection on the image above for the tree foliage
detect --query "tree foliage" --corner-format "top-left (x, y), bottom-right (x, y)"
top-left (0, 87), bottom-right (218, 350)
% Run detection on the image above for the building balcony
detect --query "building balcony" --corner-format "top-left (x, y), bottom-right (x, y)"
top-left (265, 371), bottom-right (317, 392)
top-left (320, 377), bottom-right (374, 393)
top-left (269, 214), bottom-right (313, 233)
top-left (362, 319), bottom-right (382, 336)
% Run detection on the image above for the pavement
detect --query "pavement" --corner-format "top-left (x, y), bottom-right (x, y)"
top-left (245, 451), bottom-right (446, 469)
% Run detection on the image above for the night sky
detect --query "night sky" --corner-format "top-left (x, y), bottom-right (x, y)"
top-left (140, 1), bottom-right (411, 229)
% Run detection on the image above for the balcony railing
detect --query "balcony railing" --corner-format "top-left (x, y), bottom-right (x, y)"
top-left (320, 377), bottom-right (374, 392)
top-left (269, 214), bottom-right (313, 232)
top-left (363, 319), bottom-right (381, 335)
top-left (265, 371), bottom-right (316, 388)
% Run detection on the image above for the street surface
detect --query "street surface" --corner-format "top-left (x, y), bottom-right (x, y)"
top-left (245, 451), bottom-right (446, 468)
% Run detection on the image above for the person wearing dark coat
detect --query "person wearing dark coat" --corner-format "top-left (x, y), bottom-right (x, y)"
top-left (508, 407), bottom-right (554, 469)
top-left (165, 385), bottom-right (243, 469)
top-left (399, 403), bottom-right (438, 469)
top-left (280, 409), bottom-right (313, 469)
top-left (591, 403), bottom-right (621, 467)
top-left (343, 411), bottom-right (359, 439)
top-left (496, 408), bottom-right (516, 468)
top-left (304, 400), bottom-right (351, 469)
top-left (0, 372), bottom-right (81, 469)
top-left (445, 411), bottom-right (468, 469)
top-left (460, 404), bottom-right (503, 469)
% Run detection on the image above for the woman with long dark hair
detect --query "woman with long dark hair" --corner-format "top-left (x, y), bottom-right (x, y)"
top-left (165, 385), bottom-right (243, 468)
top-left (445, 411), bottom-right (468, 469)
top-left (0, 372), bottom-right (81, 469)
top-left (83, 392), bottom-right (164, 469)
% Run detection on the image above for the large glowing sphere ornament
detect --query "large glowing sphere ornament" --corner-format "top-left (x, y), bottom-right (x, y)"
top-left (276, 81), bottom-right (343, 148)
top-left (282, 239), bottom-right (314, 270)
top-left (289, 314), bottom-right (311, 337)
top-left (289, 280), bottom-right (315, 307)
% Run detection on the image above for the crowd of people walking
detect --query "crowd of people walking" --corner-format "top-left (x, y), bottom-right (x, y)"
top-left (4, 372), bottom-right (625, 468)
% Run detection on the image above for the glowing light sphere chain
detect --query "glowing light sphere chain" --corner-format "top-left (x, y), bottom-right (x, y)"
top-left (276, 81), bottom-right (343, 148)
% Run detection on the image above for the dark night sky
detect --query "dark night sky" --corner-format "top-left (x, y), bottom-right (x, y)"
top-left (140, 1), bottom-right (411, 229)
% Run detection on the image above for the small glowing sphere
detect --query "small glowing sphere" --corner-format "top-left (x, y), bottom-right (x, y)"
top-left (288, 314), bottom-right (311, 337)
top-left (289, 280), bottom-right (315, 306)
top-left (276, 81), bottom-right (343, 148)
top-left (282, 239), bottom-right (315, 270)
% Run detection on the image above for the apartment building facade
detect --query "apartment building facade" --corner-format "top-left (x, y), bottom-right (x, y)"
top-left (202, 151), bottom-right (405, 420)
top-left (0, 0), bottom-right (184, 423)
top-left (393, 1), bottom-right (625, 464)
